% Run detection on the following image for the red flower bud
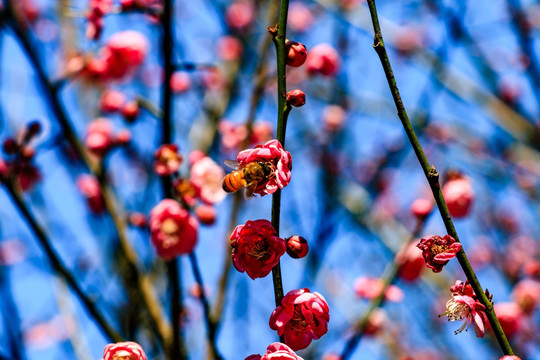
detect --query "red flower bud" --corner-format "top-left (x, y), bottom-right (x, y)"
top-left (286, 89), bottom-right (306, 107)
top-left (121, 101), bottom-right (140, 122)
top-left (100, 90), bottom-right (125, 113)
top-left (286, 235), bottom-right (309, 258)
top-left (195, 205), bottom-right (216, 225)
top-left (285, 40), bottom-right (307, 67)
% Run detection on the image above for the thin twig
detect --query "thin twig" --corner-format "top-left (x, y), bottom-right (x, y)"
top-left (365, 0), bottom-right (515, 355)
top-left (1, 179), bottom-right (123, 343)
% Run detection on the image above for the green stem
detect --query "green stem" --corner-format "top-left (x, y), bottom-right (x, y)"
top-left (365, 0), bottom-right (514, 356)
top-left (270, 0), bottom-right (291, 318)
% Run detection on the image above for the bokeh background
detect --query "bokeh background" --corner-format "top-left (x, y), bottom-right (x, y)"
top-left (0, 0), bottom-right (539, 359)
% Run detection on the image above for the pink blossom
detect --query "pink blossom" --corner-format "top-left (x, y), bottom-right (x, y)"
top-left (250, 121), bottom-right (274, 145)
top-left (269, 288), bottom-right (330, 350)
top-left (85, 118), bottom-right (115, 157)
top-left (217, 36), bottom-right (244, 61)
top-left (225, 0), bottom-right (255, 30)
top-left (411, 198), bottom-right (433, 218)
top-left (189, 150), bottom-right (206, 166)
top-left (128, 212), bottom-right (148, 228)
top-left (442, 175), bottom-right (474, 218)
top-left (103, 341), bottom-right (147, 360)
top-left (493, 302), bottom-right (524, 338)
top-left (149, 199), bottom-right (198, 259)
top-left (86, 0), bottom-right (113, 40)
top-left (354, 277), bottom-right (404, 302)
top-left (286, 235), bottom-right (309, 259)
top-left (230, 220), bottom-right (286, 279)
top-left (322, 105), bottom-right (346, 132)
top-left (170, 72), bottom-right (192, 93)
top-left (417, 235), bottom-right (462, 273)
top-left (288, 2), bottom-right (313, 32)
top-left (154, 144), bottom-right (183, 176)
top-left (90, 31), bottom-right (149, 81)
top-left (396, 240), bottom-right (425, 282)
top-left (236, 139), bottom-right (292, 196)
top-left (218, 120), bottom-right (248, 151)
top-left (77, 175), bottom-right (104, 214)
top-left (499, 356), bottom-right (522, 360)
top-left (306, 44), bottom-right (341, 77)
top-left (100, 90), bottom-right (125, 113)
top-left (512, 279), bottom-right (540, 314)
top-left (245, 342), bottom-right (304, 360)
top-left (190, 156), bottom-right (227, 204)
top-left (440, 280), bottom-right (486, 337)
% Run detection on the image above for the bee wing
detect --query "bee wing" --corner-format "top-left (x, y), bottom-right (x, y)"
top-left (243, 181), bottom-right (258, 200)
top-left (224, 160), bottom-right (241, 170)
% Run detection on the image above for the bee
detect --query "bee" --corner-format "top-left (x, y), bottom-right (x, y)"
top-left (222, 160), bottom-right (275, 199)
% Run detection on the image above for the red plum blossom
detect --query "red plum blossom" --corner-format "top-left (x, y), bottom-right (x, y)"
top-left (417, 235), bottom-right (462, 273)
top-left (245, 342), bottom-right (304, 360)
top-left (236, 139), bottom-right (292, 196)
top-left (190, 156), bottom-right (227, 204)
top-left (269, 288), bottom-right (330, 350)
top-left (230, 219), bottom-right (286, 279)
top-left (149, 199), bottom-right (198, 259)
top-left (440, 280), bottom-right (487, 337)
top-left (102, 341), bottom-right (147, 360)
top-left (306, 44), bottom-right (341, 76)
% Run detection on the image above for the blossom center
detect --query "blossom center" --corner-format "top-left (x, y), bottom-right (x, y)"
top-left (289, 306), bottom-right (308, 330)
top-left (248, 239), bottom-right (269, 259)
top-left (430, 243), bottom-right (449, 255)
top-left (161, 218), bottom-right (179, 235)
top-left (442, 298), bottom-right (469, 321)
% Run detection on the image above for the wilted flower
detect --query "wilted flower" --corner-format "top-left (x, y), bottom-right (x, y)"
top-left (285, 40), bottom-right (308, 67)
top-left (230, 219), bottom-right (286, 279)
top-left (190, 156), bottom-right (227, 204)
top-left (103, 341), bottom-right (147, 360)
top-left (417, 235), bottom-right (461, 273)
top-left (154, 144), bottom-right (182, 176)
top-left (440, 280), bottom-right (486, 337)
top-left (236, 139), bottom-right (292, 196)
top-left (269, 288), bottom-right (330, 350)
top-left (442, 174), bottom-right (474, 218)
top-left (245, 342), bottom-right (304, 360)
top-left (306, 44), bottom-right (341, 77)
top-left (149, 199), bottom-right (198, 259)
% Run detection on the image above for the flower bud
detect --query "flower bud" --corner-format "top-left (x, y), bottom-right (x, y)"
top-left (285, 40), bottom-right (307, 67)
top-left (129, 212), bottom-right (148, 228)
top-left (170, 71), bottom-right (192, 93)
top-left (306, 44), bottom-right (341, 76)
top-left (411, 198), bottom-right (432, 218)
top-left (121, 101), bottom-right (140, 123)
top-left (100, 90), bottom-right (125, 113)
top-left (286, 235), bottom-right (309, 258)
top-left (115, 129), bottom-right (132, 145)
top-left (195, 205), bottom-right (216, 225)
top-left (442, 173), bottom-right (474, 218)
top-left (286, 89), bottom-right (306, 107)
top-left (3, 138), bottom-right (19, 154)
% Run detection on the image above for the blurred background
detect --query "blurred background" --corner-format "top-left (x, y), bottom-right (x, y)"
top-left (0, 0), bottom-right (539, 359)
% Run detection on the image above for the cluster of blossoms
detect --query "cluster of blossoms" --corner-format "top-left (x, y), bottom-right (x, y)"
top-left (224, 139), bottom-right (329, 353)
top-left (84, 118), bottom-right (131, 158)
top-left (100, 90), bottom-right (140, 123)
top-left (68, 31), bottom-right (148, 82)
top-left (440, 280), bottom-right (487, 337)
top-left (0, 122), bottom-right (42, 192)
top-left (102, 341), bottom-right (147, 360)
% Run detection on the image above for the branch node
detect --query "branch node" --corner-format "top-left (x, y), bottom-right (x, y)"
top-left (268, 24), bottom-right (279, 37)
